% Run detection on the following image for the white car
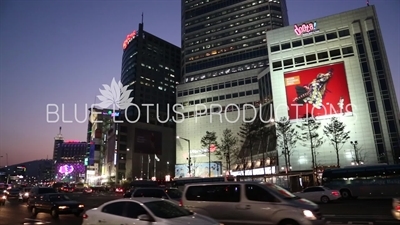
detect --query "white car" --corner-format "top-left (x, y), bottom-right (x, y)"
top-left (294, 186), bottom-right (340, 203)
top-left (82, 198), bottom-right (222, 225)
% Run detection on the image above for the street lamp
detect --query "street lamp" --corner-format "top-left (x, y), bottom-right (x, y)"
top-left (177, 136), bottom-right (191, 176)
top-left (350, 141), bottom-right (361, 165)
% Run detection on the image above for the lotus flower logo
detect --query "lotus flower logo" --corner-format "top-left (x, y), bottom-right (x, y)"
top-left (96, 78), bottom-right (133, 110)
top-left (59, 165), bottom-right (74, 175)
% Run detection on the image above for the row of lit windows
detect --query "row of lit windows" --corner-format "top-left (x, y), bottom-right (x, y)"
top-left (188, 30), bottom-right (266, 54)
top-left (271, 29), bottom-right (351, 53)
top-left (185, 60), bottom-right (266, 84)
top-left (139, 81), bottom-right (175, 92)
top-left (186, 14), bottom-right (279, 41)
top-left (272, 46), bottom-right (355, 71)
top-left (179, 89), bottom-right (259, 107)
top-left (188, 38), bottom-right (266, 62)
top-left (185, 5), bottom-right (276, 34)
top-left (179, 76), bottom-right (258, 97)
top-left (139, 63), bottom-right (178, 82)
top-left (140, 76), bottom-right (175, 87)
top-left (185, 0), bottom-right (246, 19)
top-left (185, 0), bottom-right (281, 27)
top-left (186, 21), bottom-right (271, 48)
top-left (186, 47), bottom-right (267, 73)
top-left (179, 100), bottom-right (262, 119)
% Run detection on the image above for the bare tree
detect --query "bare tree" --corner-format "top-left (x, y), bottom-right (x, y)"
top-left (232, 147), bottom-right (247, 176)
top-left (238, 119), bottom-right (259, 179)
top-left (215, 129), bottom-right (238, 174)
top-left (323, 117), bottom-right (350, 167)
top-left (200, 131), bottom-right (218, 177)
top-left (297, 114), bottom-right (324, 178)
top-left (191, 158), bottom-right (199, 176)
top-left (276, 117), bottom-right (298, 173)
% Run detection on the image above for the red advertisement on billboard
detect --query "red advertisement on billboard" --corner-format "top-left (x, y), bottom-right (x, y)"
top-left (284, 62), bottom-right (352, 120)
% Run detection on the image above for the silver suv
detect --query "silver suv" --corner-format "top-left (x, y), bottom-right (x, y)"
top-left (182, 182), bottom-right (325, 225)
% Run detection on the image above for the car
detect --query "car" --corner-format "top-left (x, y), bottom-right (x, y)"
top-left (19, 187), bottom-right (32, 202)
top-left (28, 187), bottom-right (58, 204)
top-left (115, 187), bottom-right (124, 193)
top-left (82, 198), bottom-right (221, 225)
top-left (28, 193), bottom-right (84, 219)
top-left (0, 192), bottom-right (6, 206)
top-left (6, 188), bottom-right (20, 199)
top-left (393, 198), bottom-right (400, 220)
top-left (131, 187), bottom-right (182, 204)
top-left (182, 181), bottom-right (325, 225)
top-left (294, 186), bottom-right (340, 203)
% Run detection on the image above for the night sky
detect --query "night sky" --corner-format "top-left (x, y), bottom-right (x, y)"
top-left (0, 0), bottom-right (398, 165)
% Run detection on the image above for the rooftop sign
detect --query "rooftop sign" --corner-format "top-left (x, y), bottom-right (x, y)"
top-left (294, 21), bottom-right (319, 36)
top-left (122, 30), bottom-right (137, 50)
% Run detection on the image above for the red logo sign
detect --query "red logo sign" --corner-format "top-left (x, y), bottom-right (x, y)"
top-left (123, 30), bottom-right (137, 50)
top-left (294, 22), bottom-right (317, 36)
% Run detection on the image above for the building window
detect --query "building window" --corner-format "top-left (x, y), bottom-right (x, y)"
top-left (314, 35), bottom-right (326, 43)
top-left (306, 54), bottom-right (317, 65)
top-left (329, 49), bottom-right (341, 60)
top-left (317, 51), bottom-right (329, 62)
top-left (281, 42), bottom-right (291, 50)
top-left (303, 37), bottom-right (313, 46)
top-left (338, 29), bottom-right (350, 38)
top-left (342, 46), bottom-right (354, 57)
top-left (294, 56), bottom-right (305, 66)
top-left (272, 61), bottom-right (282, 71)
top-left (271, 45), bottom-right (280, 52)
top-left (292, 40), bottom-right (302, 48)
top-left (283, 58), bottom-right (293, 69)
top-left (326, 32), bottom-right (338, 40)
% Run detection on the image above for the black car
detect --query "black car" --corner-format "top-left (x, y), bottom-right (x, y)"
top-left (28, 193), bottom-right (84, 219)
top-left (28, 187), bottom-right (57, 204)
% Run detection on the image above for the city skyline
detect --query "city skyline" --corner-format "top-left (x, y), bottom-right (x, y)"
top-left (0, 0), bottom-right (399, 165)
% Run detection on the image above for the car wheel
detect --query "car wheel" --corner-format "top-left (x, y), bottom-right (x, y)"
top-left (279, 219), bottom-right (299, 225)
top-left (340, 189), bottom-right (352, 199)
top-left (320, 195), bottom-right (330, 203)
top-left (51, 208), bottom-right (59, 219)
top-left (31, 207), bottom-right (38, 217)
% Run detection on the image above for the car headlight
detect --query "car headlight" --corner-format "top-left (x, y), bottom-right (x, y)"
top-left (79, 204), bottom-right (84, 208)
top-left (24, 192), bottom-right (29, 197)
top-left (303, 210), bottom-right (316, 220)
top-left (58, 206), bottom-right (69, 209)
top-left (1, 196), bottom-right (6, 199)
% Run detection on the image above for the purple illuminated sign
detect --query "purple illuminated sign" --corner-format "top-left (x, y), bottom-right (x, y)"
top-left (294, 21), bottom-right (319, 36)
top-left (56, 163), bottom-right (86, 181)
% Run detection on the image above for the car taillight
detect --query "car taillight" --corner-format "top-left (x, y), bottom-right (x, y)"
top-left (396, 205), bottom-right (400, 212)
top-left (331, 191), bottom-right (339, 196)
top-left (83, 213), bottom-right (88, 219)
top-left (179, 200), bottom-right (183, 207)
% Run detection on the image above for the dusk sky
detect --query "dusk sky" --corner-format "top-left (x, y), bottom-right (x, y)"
top-left (0, 0), bottom-right (399, 165)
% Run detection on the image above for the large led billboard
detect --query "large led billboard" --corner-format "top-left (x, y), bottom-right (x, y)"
top-left (56, 163), bottom-right (85, 182)
top-left (284, 62), bottom-right (352, 120)
top-left (134, 129), bottom-right (162, 155)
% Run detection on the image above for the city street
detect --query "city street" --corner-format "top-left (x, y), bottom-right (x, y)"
top-left (0, 196), bottom-right (398, 225)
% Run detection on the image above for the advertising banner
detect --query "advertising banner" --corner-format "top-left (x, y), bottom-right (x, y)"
top-left (175, 161), bottom-right (222, 178)
top-left (134, 129), bottom-right (162, 155)
top-left (284, 62), bottom-right (352, 120)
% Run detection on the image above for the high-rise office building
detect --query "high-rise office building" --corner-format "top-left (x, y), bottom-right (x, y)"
top-left (267, 5), bottom-right (400, 173)
top-left (117, 23), bottom-right (181, 182)
top-left (176, 0), bottom-right (289, 177)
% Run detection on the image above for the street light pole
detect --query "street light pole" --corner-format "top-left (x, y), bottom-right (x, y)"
top-left (350, 141), bottom-right (359, 164)
top-left (177, 136), bottom-right (191, 176)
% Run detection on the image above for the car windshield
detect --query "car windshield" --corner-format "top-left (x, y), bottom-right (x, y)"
top-left (264, 183), bottom-right (298, 198)
top-left (144, 200), bottom-right (192, 219)
top-left (49, 194), bottom-right (70, 201)
top-left (38, 188), bottom-right (57, 194)
top-left (165, 189), bottom-right (182, 199)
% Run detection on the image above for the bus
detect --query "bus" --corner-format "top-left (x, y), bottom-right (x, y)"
top-left (322, 164), bottom-right (400, 199)
top-left (171, 176), bottom-right (235, 191)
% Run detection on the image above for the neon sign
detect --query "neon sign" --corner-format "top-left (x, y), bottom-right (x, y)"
top-left (294, 21), bottom-right (319, 36)
top-left (122, 30), bottom-right (137, 50)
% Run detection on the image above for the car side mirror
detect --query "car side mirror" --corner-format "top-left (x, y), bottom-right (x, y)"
top-left (138, 214), bottom-right (152, 221)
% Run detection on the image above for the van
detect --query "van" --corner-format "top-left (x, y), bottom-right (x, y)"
top-left (181, 182), bottom-right (325, 225)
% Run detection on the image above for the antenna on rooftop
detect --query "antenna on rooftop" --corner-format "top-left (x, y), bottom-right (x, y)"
top-left (141, 12), bottom-right (144, 24)
top-left (367, 0), bottom-right (370, 6)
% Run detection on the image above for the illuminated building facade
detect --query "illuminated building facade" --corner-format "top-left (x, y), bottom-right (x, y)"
top-left (117, 22), bottom-right (180, 182)
top-left (176, 0), bottom-right (289, 177)
top-left (53, 140), bottom-right (87, 182)
top-left (267, 6), bottom-right (400, 173)
top-left (86, 108), bottom-right (116, 184)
